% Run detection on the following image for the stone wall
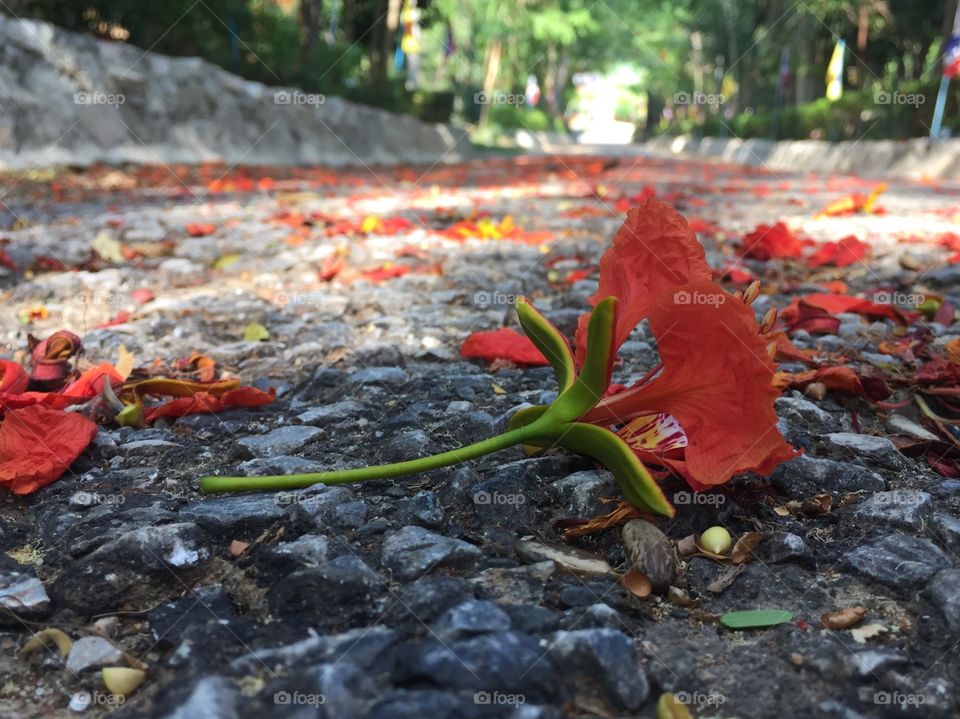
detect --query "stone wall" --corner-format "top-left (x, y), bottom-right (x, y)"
top-left (645, 135), bottom-right (960, 179)
top-left (0, 16), bottom-right (464, 170)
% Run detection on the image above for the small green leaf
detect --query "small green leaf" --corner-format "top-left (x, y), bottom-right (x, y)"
top-left (531, 421), bottom-right (674, 517)
top-left (516, 298), bottom-right (576, 393)
top-left (544, 297), bottom-right (617, 423)
top-left (243, 322), bottom-right (270, 342)
top-left (720, 609), bottom-right (794, 629)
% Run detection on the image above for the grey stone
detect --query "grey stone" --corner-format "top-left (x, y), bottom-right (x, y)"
top-left (469, 561), bottom-right (556, 605)
top-left (381, 526), bottom-right (481, 581)
top-left (853, 490), bottom-right (932, 531)
top-left (395, 576), bottom-right (474, 623)
top-left (237, 425), bottom-right (322, 457)
top-left (0, 556), bottom-right (50, 622)
top-left (65, 636), bottom-right (124, 674)
top-left (771, 455), bottom-right (885, 498)
top-left (283, 484), bottom-right (358, 528)
top-left (886, 415), bottom-right (939, 441)
top-left (267, 534), bottom-right (330, 567)
top-left (548, 470), bottom-right (617, 517)
top-left (927, 569), bottom-right (960, 632)
top-left (231, 627), bottom-right (398, 673)
top-left (52, 523), bottom-right (211, 613)
top-left (395, 491), bottom-right (446, 529)
top-left (348, 367), bottom-right (408, 387)
top-left (776, 396), bottom-right (842, 432)
top-left (515, 539), bottom-right (612, 577)
top-left (236, 455), bottom-right (326, 476)
top-left (379, 429), bottom-right (436, 462)
top-left (847, 650), bottom-right (908, 677)
top-left (161, 677), bottom-right (241, 719)
top-left (178, 493), bottom-right (284, 535)
top-left (431, 599), bottom-right (511, 640)
top-left (546, 628), bottom-right (648, 711)
top-left (269, 556), bottom-right (386, 615)
top-left (846, 535), bottom-right (950, 589)
top-left (120, 439), bottom-right (183, 455)
top-left (932, 513), bottom-right (960, 552)
top-left (825, 432), bottom-right (904, 469)
top-left (622, 519), bottom-right (675, 591)
top-left (295, 400), bottom-right (364, 426)
top-left (394, 631), bottom-right (558, 700)
top-left (762, 532), bottom-right (814, 564)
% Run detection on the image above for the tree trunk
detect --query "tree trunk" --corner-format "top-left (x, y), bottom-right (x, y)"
top-left (479, 38), bottom-right (503, 126)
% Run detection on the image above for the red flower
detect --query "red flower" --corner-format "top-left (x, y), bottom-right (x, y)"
top-left (530, 200), bottom-right (795, 496)
top-left (574, 197), bottom-right (712, 361)
top-left (29, 330), bottom-right (82, 385)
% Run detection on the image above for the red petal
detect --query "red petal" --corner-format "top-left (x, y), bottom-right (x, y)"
top-left (807, 236), bottom-right (870, 268)
top-left (143, 386), bottom-right (275, 423)
top-left (0, 360), bottom-right (28, 394)
top-left (740, 222), bottom-right (807, 261)
top-left (774, 366), bottom-right (892, 402)
top-left (586, 281), bottom-right (796, 488)
top-left (574, 198), bottom-right (712, 361)
top-left (460, 328), bottom-right (550, 366)
top-left (0, 406), bottom-right (98, 494)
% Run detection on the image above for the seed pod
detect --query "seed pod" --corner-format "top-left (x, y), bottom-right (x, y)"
top-left (742, 280), bottom-right (762, 305)
top-left (102, 667), bottom-right (146, 698)
top-left (760, 307), bottom-right (778, 334)
top-left (699, 526), bottom-right (733, 555)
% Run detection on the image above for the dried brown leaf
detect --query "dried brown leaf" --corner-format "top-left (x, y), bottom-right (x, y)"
top-left (821, 606), bottom-right (867, 630)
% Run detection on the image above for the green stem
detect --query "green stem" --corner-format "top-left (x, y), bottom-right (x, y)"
top-left (200, 421), bottom-right (546, 494)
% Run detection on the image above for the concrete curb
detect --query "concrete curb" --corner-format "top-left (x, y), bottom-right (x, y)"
top-left (0, 17), bottom-right (466, 170)
top-left (643, 135), bottom-right (960, 179)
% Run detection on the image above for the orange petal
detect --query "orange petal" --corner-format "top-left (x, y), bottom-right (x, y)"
top-left (573, 198), bottom-right (712, 362)
top-left (587, 280), bottom-right (796, 489)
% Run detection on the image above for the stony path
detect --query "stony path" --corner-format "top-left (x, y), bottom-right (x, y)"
top-left (1, 154), bottom-right (960, 718)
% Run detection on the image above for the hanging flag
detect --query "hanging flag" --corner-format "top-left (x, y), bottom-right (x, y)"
top-left (825, 39), bottom-right (845, 101)
top-left (946, 36), bottom-right (960, 78)
top-left (777, 48), bottom-right (791, 93)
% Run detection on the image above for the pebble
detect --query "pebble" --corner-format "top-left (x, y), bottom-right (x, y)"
top-left (514, 539), bottom-right (612, 577)
top-left (927, 569), bottom-right (960, 632)
top-left (853, 490), bottom-right (932, 531)
top-left (295, 400), bottom-right (365, 425)
top-left (237, 425), bottom-right (322, 457)
top-left (381, 526), bottom-right (481, 581)
top-left (548, 470), bottom-right (617, 517)
top-left (546, 628), bottom-right (649, 711)
top-left (762, 531), bottom-right (814, 565)
top-left (932, 513), bottom-right (960, 552)
top-left (431, 599), bottom-right (511, 640)
top-left (65, 636), bottom-right (125, 674)
top-left (771, 455), bottom-right (885, 498)
top-left (0, 556), bottom-right (50, 622)
top-left (621, 519), bottom-right (675, 590)
top-left (845, 535), bottom-right (950, 589)
top-left (825, 432), bottom-right (904, 469)
top-left (177, 493), bottom-right (285, 534)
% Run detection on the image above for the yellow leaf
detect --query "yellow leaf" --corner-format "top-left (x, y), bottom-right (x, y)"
top-left (243, 322), bottom-right (270, 342)
top-left (491, 383), bottom-right (506, 394)
top-left (115, 344), bottom-right (135, 380)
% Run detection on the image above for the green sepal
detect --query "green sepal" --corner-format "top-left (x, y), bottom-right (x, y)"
top-left (516, 298), bottom-right (576, 393)
top-left (543, 297), bottom-right (617, 423)
top-left (532, 421), bottom-right (675, 517)
top-left (507, 404), bottom-right (548, 432)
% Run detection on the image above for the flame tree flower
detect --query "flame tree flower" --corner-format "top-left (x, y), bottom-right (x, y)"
top-left (202, 199), bottom-right (795, 516)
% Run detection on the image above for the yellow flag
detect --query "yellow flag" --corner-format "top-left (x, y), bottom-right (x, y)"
top-left (825, 40), bottom-right (845, 101)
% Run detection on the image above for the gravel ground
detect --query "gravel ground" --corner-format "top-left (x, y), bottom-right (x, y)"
top-left (1, 154), bottom-right (960, 719)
